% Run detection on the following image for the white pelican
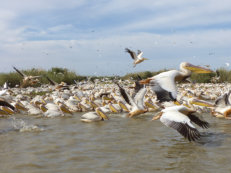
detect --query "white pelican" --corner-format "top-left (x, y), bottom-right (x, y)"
top-left (13, 66), bottom-right (41, 87)
top-left (211, 91), bottom-right (231, 119)
top-left (116, 82), bottom-right (147, 117)
top-left (125, 48), bottom-right (148, 67)
top-left (81, 107), bottom-right (109, 122)
top-left (140, 62), bottom-right (213, 102)
top-left (152, 105), bottom-right (209, 141)
top-left (0, 99), bottom-right (15, 112)
top-left (0, 82), bottom-right (9, 96)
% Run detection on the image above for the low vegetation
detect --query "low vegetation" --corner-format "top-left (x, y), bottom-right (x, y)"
top-left (0, 67), bottom-right (230, 87)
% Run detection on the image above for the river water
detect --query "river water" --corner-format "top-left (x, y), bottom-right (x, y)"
top-left (0, 112), bottom-right (231, 173)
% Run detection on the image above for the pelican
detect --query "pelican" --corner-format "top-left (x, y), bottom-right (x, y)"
top-left (211, 91), bottom-right (231, 119)
top-left (125, 48), bottom-right (148, 67)
top-left (0, 99), bottom-right (15, 112)
top-left (0, 82), bottom-right (8, 96)
top-left (13, 66), bottom-right (41, 87)
top-left (81, 107), bottom-right (109, 122)
top-left (140, 62), bottom-right (213, 102)
top-left (152, 105), bottom-right (209, 141)
top-left (116, 82), bottom-right (147, 117)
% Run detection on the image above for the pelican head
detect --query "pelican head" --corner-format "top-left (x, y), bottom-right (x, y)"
top-left (95, 107), bottom-right (109, 120)
top-left (181, 62), bottom-right (213, 74)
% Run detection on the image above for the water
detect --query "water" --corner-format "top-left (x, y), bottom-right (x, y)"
top-left (0, 112), bottom-right (231, 173)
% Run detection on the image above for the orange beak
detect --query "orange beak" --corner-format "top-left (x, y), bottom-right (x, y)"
top-left (139, 78), bottom-right (152, 85)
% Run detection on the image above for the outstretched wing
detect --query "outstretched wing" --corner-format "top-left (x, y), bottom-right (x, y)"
top-left (46, 76), bottom-right (57, 85)
top-left (160, 111), bottom-right (201, 141)
top-left (125, 48), bottom-right (137, 60)
top-left (13, 66), bottom-right (26, 77)
top-left (188, 114), bottom-right (209, 129)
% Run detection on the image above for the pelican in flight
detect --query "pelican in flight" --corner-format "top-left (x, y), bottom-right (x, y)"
top-left (125, 48), bottom-right (148, 67)
top-left (13, 66), bottom-right (41, 87)
top-left (211, 91), bottom-right (231, 119)
top-left (140, 62), bottom-right (213, 102)
top-left (152, 105), bottom-right (209, 141)
top-left (116, 82), bottom-right (147, 117)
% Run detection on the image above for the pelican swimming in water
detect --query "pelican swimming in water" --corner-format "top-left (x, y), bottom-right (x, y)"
top-left (81, 107), bottom-right (109, 122)
top-left (140, 62), bottom-right (213, 103)
top-left (152, 105), bottom-right (209, 141)
top-left (13, 66), bottom-right (41, 87)
top-left (125, 48), bottom-right (148, 67)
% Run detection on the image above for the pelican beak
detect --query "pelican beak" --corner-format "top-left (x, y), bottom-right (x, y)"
top-left (174, 101), bottom-right (181, 105)
top-left (190, 98), bottom-right (214, 107)
top-left (96, 108), bottom-right (109, 120)
top-left (143, 58), bottom-right (149, 60)
top-left (118, 101), bottom-right (129, 112)
top-left (139, 78), bottom-right (152, 85)
top-left (185, 63), bottom-right (213, 74)
top-left (1, 106), bottom-right (14, 114)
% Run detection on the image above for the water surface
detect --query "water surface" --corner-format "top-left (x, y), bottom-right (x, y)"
top-left (0, 113), bottom-right (230, 173)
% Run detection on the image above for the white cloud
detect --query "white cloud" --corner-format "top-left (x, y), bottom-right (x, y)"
top-left (1, 29), bottom-right (231, 75)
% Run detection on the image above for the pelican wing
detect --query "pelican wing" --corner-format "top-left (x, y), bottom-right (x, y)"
top-left (150, 70), bottom-right (179, 102)
top-left (149, 81), bottom-right (176, 102)
top-left (13, 66), bottom-right (26, 77)
top-left (116, 83), bottom-right (136, 108)
top-left (134, 87), bottom-right (147, 109)
top-left (30, 76), bottom-right (42, 79)
top-left (160, 110), bottom-right (201, 141)
top-left (125, 48), bottom-right (137, 60)
top-left (3, 82), bottom-right (8, 89)
top-left (187, 114), bottom-right (209, 129)
top-left (215, 91), bottom-right (231, 106)
top-left (137, 50), bottom-right (143, 58)
top-left (134, 81), bottom-right (143, 94)
top-left (46, 76), bottom-right (57, 85)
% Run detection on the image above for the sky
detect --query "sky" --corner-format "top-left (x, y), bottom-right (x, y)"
top-left (1, 0), bottom-right (231, 76)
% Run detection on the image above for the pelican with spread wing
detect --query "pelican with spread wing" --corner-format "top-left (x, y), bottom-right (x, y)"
top-left (13, 66), bottom-right (42, 87)
top-left (116, 82), bottom-right (147, 117)
top-left (140, 62), bottom-right (213, 103)
top-left (125, 48), bottom-right (148, 67)
top-left (152, 105), bottom-right (209, 141)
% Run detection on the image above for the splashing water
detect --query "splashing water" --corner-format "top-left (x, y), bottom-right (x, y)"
top-left (11, 117), bottom-right (44, 132)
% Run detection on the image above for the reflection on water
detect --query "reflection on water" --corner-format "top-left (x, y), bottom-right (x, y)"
top-left (0, 113), bottom-right (231, 173)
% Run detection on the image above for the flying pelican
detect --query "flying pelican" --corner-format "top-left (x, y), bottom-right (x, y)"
top-left (140, 62), bottom-right (213, 102)
top-left (152, 105), bottom-right (209, 141)
top-left (80, 107), bottom-right (109, 122)
top-left (125, 48), bottom-right (148, 67)
top-left (13, 66), bottom-right (41, 87)
top-left (116, 82), bottom-right (147, 117)
top-left (211, 91), bottom-right (231, 119)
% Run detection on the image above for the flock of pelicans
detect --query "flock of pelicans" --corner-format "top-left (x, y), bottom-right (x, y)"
top-left (0, 50), bottom-right (231, 142)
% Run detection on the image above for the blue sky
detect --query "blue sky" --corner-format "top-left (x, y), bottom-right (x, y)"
top-left (1, 0), bottom-right (231, 76)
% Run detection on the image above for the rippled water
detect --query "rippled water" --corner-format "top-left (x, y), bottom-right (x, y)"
top-left (1, 112), bottom-right (231, 173)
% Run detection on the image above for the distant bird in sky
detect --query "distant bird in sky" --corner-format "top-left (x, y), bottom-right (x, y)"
top-left (225, 62), bottom-right (230, 67)
top-left (125, 48), bottom-right (148, 67)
